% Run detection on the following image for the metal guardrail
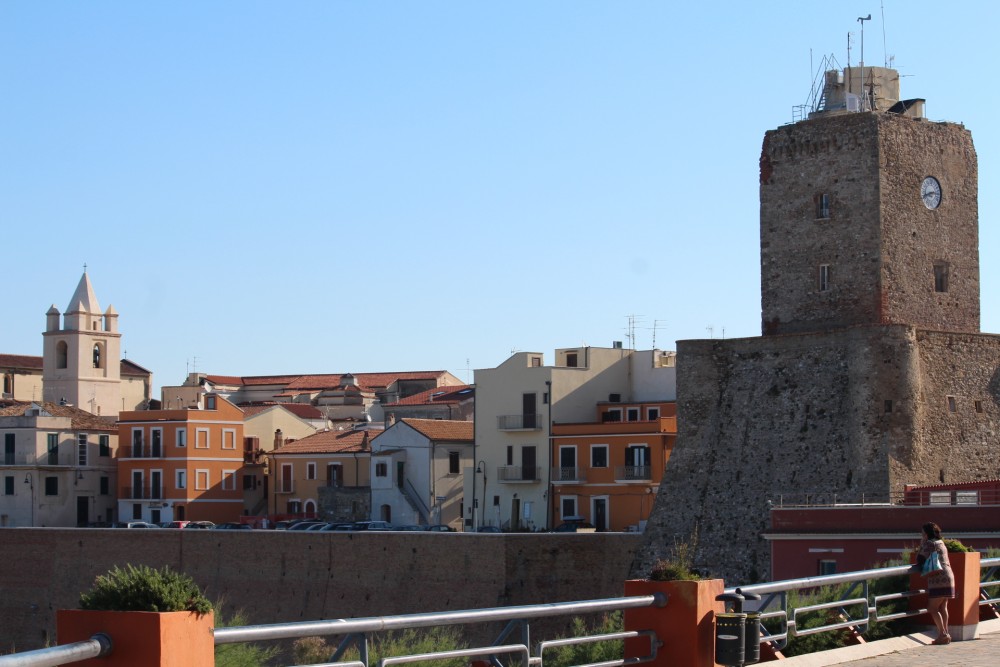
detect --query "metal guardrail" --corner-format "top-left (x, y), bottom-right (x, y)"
top-left (215, 595), bottom-right (666, 667)
top-left (0, 633), bottom-right (111, 667)
top-left (980, 556), bottom-right (1000, 609)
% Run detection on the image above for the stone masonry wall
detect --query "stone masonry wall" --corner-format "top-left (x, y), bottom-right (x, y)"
top-left (0, 529), bottom-right (639, 653)
top-left (633, 325), bottom-right (1000, 583)
top-left (760, 113), bottom-right (978, 336)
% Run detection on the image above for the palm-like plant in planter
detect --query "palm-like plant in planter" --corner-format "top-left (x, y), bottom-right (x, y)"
top-left (58, 564), bottom-right (215, 667)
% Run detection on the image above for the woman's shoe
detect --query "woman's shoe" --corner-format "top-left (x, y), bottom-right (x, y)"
top-left (932, 635), bottom-right (951, 645)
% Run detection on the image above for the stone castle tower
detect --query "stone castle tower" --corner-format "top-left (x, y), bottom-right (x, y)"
top-left (42, 271), bottom-right (122, 416)
top-left (633, 65), bottom-right (998, 582)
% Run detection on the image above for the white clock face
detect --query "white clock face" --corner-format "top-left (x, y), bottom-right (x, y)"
top-left (921, 176), bottom-right (942, 209)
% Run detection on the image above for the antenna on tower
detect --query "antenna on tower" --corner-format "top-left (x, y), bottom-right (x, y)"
top-left (880, 0), bottom-right (889, 67)
top-left (858, 14), bottom-right (871, 68)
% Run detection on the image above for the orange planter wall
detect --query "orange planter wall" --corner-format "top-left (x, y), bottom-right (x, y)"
top-left (57, 609), bottom-right (214, 667)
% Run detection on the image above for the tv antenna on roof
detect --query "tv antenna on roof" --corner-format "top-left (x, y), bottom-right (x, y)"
top-left (857, 14), bottom-right (871, 67)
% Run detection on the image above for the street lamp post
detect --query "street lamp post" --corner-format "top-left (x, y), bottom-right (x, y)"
top-left (23, 473), bottom-right (34, 527)
top-left (475, 460), bottom-right (487, 530)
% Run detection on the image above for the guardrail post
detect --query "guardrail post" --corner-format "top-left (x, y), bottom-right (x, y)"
top-left (908, 551), bottom-right (980, 641)
top-left (624, 579), bottom-right (724, 667)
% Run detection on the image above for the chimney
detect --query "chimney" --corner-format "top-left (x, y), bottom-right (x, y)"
top-left (273, 429), bottom-right (285, 449)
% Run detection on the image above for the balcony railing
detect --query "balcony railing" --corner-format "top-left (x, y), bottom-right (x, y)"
top-left (122, 486), bottom-right (163, 500)
top-left (551, 466), bottom-right (585, 483)
top-left (497, 466), bottom-right (540, 482)
top-left (120, 445), bottom-right (164, 459)
top-left (3, 452), bottom-right (76, 466)
top-left (497, 414), bottom-right (542, 430)
top-left (615, 465), bottom-right (652, 481)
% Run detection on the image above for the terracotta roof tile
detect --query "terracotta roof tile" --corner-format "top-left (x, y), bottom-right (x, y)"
top-left (385, 385), bottom-right (474, 406)
top-left (0, 354), bottom-right (43, 369)
top-left (270, 428), bottom-right (381, 455)
top-left (238, 402), bottom-right (325, 420)
top-left (0, 401), bottom-right (117, 431)
top-left (399, 419), bottom-right (474, 442)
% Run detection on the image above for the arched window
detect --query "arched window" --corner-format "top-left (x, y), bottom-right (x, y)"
top-left (304, 500), bottom-right (316, 517)
top-left (56, 341), bottom-right (68, 369)
top-left (93, 343), bottom-right (102, 369)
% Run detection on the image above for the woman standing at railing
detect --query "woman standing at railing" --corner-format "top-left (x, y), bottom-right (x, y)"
top-left (916, 521), bottom-right (954, 645)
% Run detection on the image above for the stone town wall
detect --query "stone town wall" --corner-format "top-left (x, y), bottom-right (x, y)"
top-left (632, 325), bottom-right (1000, 583)
top-left (0, 529), bottom-right (639, 653)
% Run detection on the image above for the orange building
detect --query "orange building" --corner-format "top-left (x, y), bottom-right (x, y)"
top-left (117, 395), bottom-right (246, 524)
top-left (550, 401), bottom-right (676, 532)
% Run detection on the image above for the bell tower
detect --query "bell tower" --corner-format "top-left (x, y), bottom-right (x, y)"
top-left (42, 271), bottom-right (122, 416)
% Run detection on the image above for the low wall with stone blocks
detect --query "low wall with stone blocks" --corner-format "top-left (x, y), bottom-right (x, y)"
top-left (0, 528), bottom-right (640, 652)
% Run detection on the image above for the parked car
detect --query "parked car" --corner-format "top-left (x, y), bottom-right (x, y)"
top-left (214, 522), bottom-right (253, 530)
top-left (476, 525), bottom-right (502, 533)
top-left (552, 516), bottom-right (597, 533)
top-left (351, 521), bottom-right (393, 531)
top-left (393, 525), bottom-right (425, 531)
top-left (287, 521), bottom-right (325, 531)
top-left (318, 522), bottom-right (354, 532)
top-left (183, 521), bottom-right (216, 529)
top-left (122, 521), bottom-right (159, 529)
top-left (160, 521), bottom-right (190, 529)
top-left (425, 524), bottom-right (456, 532)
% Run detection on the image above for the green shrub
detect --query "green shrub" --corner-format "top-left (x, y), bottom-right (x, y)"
top-left (649, 528), bottom-right (703, 581)
top-left (79, 564), bottom-right (212, 614)
top-left (295, 626), bottom-right (468, 667)
top-left (214, 602), bottom-right (280, 667)
top-left (544, 612), bottom-right (623, 667)
top-left (944, 538), bottom-right (973, 553)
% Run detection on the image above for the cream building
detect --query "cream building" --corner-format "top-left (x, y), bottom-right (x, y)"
top-left (470, 346), bottom-right (676, 531)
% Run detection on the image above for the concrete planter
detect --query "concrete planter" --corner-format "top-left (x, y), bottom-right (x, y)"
top-left (57, 609), bottom-right (215, 667)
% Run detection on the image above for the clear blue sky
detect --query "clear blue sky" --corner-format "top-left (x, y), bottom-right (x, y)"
top-left (2, 2), bottom-right (998, 392)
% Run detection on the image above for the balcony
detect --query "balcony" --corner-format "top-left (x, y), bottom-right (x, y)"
top-left (615, 465), bottom-right (652, 481)
top-left (3, 452), bottom-right (75, 466)
top-left (122, 486), bottom-right (163, 500)
top-left (497, 414), bottom-right (542, 431)
top-left (497, 466), bottom-right (540, 483)
top-left (120, 444), bottom-right (164, 459)
top-left (551, 466), bottom-right (586, 483)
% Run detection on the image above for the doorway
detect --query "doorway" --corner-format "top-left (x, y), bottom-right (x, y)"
top-left (592, 496), bottom-right (609, 532)
top-left (76, 496), bottom-right (89, 527)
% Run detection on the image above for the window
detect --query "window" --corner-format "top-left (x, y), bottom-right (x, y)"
top-left (100, 477), bottom-right (109, 495)
top-left (818, 264), bottom-right (831, 292)
top-left (561, 496), bottom-right (578, 517)
top-left (306, 463), bottom-right (316, 480)
top-left (93, 343), bottom-right (102, 369)
top-left (816, 193), bottom-right (830, 219)
top-left (151, 429), bottom-right (162, 457)
top-left (626, 408), bottom-right (640, 422)
top-left (566, 352), bottom-right (578, 367)
top-left (375, 462), bottom-right (388, 477)
top-left (934, 263), bottom-right (949, 293)
top-left (591, 445), bottom-right (609, 468)
top-left (44, 476), bottom-right (58, 496)
top-left (222, 429), bottom-right (236, 450)
top-left (77, 434), bottom-right (88, 466)
top-left (449, 451), bottom-right (460, 474)
top-left (150, 471), bottom-right (162, 499)
top-left (975, 400), bottom-right (984, 414)
top-left (176, 429), bottom-right (187, 447)
top-left (176, 470), bottom-right (187, 490)
top-left (506, 446), bottom-right (513, 466)
top-left (4, 434), bottom-right (13, 465)
top-left (205, 395), bottom-right (217, 410)
top-left (195, 429), bottom-right (209, 449)
top-left (647, 407), bottom-right (660, 421)
top-left (3, 476), bottom-right (12, 496)
top-left (558, 446), bottom-right (577, 480)
top-left (530, 356), bottom-right (541, 367)
top-left (47, 433), bottom-right (59, 464)
top-left (132, 429), bottom-right (143, 457)
top-left (818, 560), bottom-right (837, 576)
top-left (56, 341), bottom-right (68, 369)
top-left (99, 435), bottom-right (110, 457)
top-left (947, 396), bottom-right (957, 413)
top-left (195, 470), bottom-right (209, 490)
top-left (243, 475), bottom-right (255, 490)
top-left (601, 408), bottom-right (622, 423)
top-left (222, 470), bottom-right (236, 491)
